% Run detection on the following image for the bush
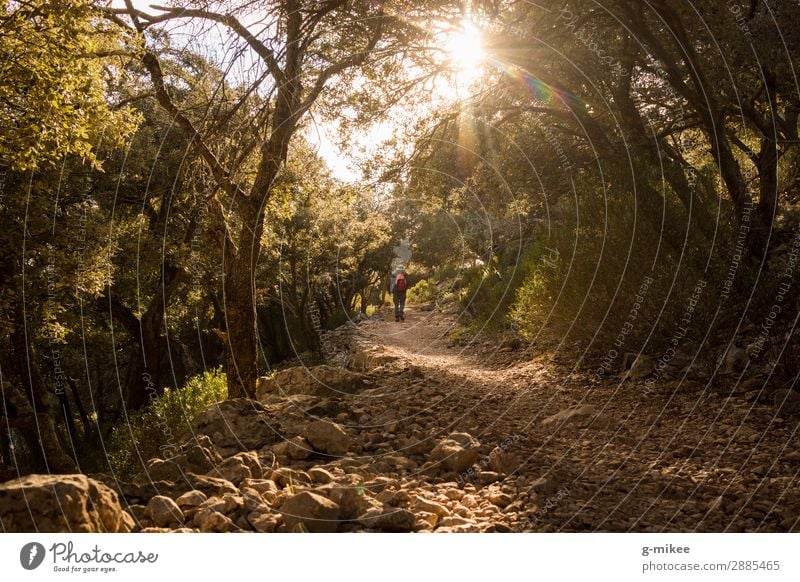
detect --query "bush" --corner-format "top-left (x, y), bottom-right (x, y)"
top-left (457, 251), bottom-right (534, 333)
top-left (107, 367), bottom-right (227, 479)
top-left (407, 277), bottom-right (439, 305)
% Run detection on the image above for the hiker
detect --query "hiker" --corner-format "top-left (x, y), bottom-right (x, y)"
top-left (388, 266), bottom-right (408, 322)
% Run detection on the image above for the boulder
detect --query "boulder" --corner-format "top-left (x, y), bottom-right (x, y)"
top-left (256, 365), bottom-right (367, 400)
top-left (180, 436), bottom-right (223, 470)
top-left (146, 495), bottom-right (184, 528)
top-left (175, 490), bottom-right (207, 510)
top-left (273, 436), bottom-right (313, 461)
top-left (304, 420), bottom-right (352, 456)
top-left (429, 432), bottom-right (481, 473)
top-left (247, 510), bottom-right (279, 533)
top-left (325, 477), bottom-right (370, 519)
top-left (0, 474), bottom-right (134, 532)
top-left (213, 456), bottom-right (252, 485)
top-left (280, 491), bottom-right (341, 533)
top-left (192, 399), bottom-right (281, 455)
top-left (194, 509), bottom-right (238, 532)
top-left (233, 452), bottom-right (263, 479)
top-left (197, 493), bottom-right (244, 516)
top-left (241, 478), bottom-right (279, 498)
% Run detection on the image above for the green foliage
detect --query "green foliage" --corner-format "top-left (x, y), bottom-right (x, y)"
top-left (0, 0), bottom-right (139, 171)
top-left (107, 368), bottom-right (227, 479)
top-left (407, 277), bottom-right (439, 305)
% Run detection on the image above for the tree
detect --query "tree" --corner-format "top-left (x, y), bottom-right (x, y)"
top-left (105, 0), bottom-right (441, 397)
top-left (0, 0), bottom-right (138, 473)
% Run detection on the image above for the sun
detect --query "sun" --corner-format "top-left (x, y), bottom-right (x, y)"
top-left (442, 19), bottom-right (485, 90)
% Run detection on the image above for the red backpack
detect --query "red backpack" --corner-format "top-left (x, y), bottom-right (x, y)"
top-left (395, 273), bottom-right (407, 292)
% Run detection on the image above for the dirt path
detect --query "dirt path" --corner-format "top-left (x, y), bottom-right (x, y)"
top-left (350, 306), bottom-right (800, 532)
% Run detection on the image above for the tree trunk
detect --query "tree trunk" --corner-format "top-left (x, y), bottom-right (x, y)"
top-left (126, 317), bottom-right (163, 410)
top-left (9, 303), bottom-right (78, 474)
top-left (224, 204), bottom-right (263, 399)
top-left (752, 135), bottom-right (779, 256)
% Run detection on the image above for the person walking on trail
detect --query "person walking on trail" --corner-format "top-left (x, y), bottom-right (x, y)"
top-left (388, 266), bottom-right (408, 322)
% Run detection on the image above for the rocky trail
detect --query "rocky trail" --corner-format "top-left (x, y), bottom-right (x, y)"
top-left (3, 307), bottom-right (799, 533)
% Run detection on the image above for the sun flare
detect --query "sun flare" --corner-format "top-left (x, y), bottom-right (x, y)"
top-left (442, 19), bottom-right (485, 90)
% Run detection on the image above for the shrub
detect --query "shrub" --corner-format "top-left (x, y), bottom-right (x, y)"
top-left (508, 174), bottom-right (723, 361)
top-left (407, 277), bottom-right (439, 305)
top-left (107, 367), bottom-right (227, 479)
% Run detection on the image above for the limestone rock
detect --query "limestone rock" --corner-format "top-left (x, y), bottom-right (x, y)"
top-left (247, 510), bottom-right (279, 533)
top-left (214, 456), bottom-right (252, 485)
top-left (328, 485), bottom-right (366, 519)
top-left (192, 398), bottom-right (281, 455)
top-left (241, 478), bottom-right (279, 499)
top-left (308, 467), bottom-right (336, 484)
top-left (280, 491), bottom-right (341, 533)
top-left (257, 365), bottom-right (367, 400)
top-left (269, 467), bottom-right (311, 489)
top-left (273, 436), bottom-right (313, 461)
top-left (175, 490), bottom-right (207, 510)
top-left (141, 458), bottom-right (184, 482)
top-left (487, 446), bottom-right (518, 475)
top-left (415, 496), bottom-right (450, 518)
top-left (146, 495), bottom-right (184, 528)
top-left (357, 503), bottom-right (416, 532)
top-left (348, 347), bottom-right (399, 372)
top-left (304, 420), bottom-right (352, 456)
top-left (429, 433), bottom-right (481, 473)
top-left (0, 474), bottom-right (134, 532)
top-left (194, 509), bottom-right (238, 532)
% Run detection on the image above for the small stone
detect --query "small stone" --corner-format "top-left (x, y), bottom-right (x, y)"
top-left (478, 471), bottom-right (504, 485)
top-left (488, 492), bottom-right (513, 507)
top-left (308, 467), bottom-right (336, 484)
top-left (417, 511), bottom-right (439, 528)
top-left (415, 496), bottom-right (451, 518)
top-left (438, 516), bottom-right (472, 527)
